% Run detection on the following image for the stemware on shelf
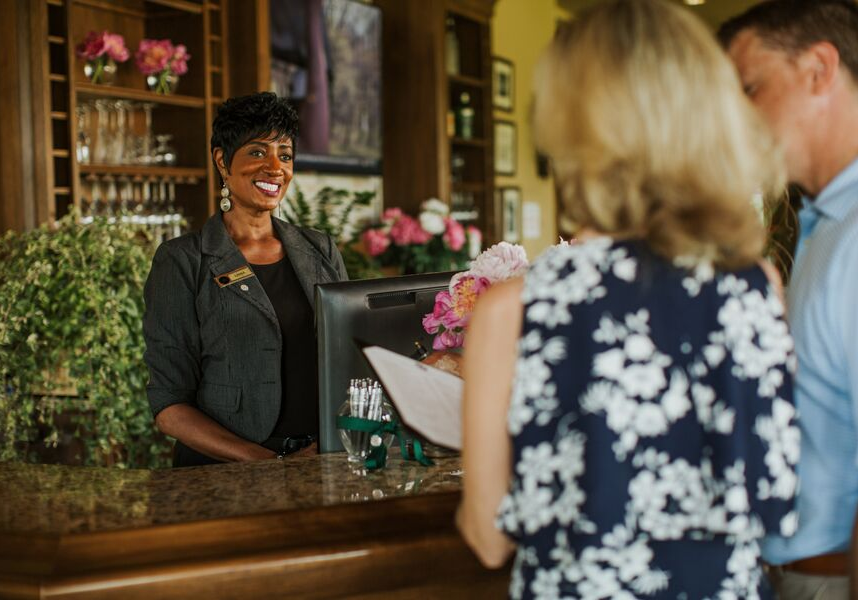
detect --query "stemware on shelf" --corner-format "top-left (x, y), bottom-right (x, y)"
top-left (92, 99), bottom-right (109, 164)
top-left (75, 105), bottom-right (91, 165)
top-left (77, 173), bottom-right (189, 243)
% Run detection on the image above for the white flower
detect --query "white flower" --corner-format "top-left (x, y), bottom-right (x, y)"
top-left (466, 241), bottom-right (529, 283)
top-left (635, 403), bottom-right (669, 436)
top-left (419, 211), bottom-right (446, 235)
top-left (518, 442), bottom-right (556, 485)
top-left (420, 197), bottom-right (449, 215)
top-left (624, 334), bottom-right (655, 361)
top-left (618, 363), bottom-right (666, 400)
top-left (531, 568), bottom-right (562, 600)
top-left (613, 257), bottom-right (637, 281)
top-left (725, 486), bottom-right (750, 513)
top-left (660, 371), bottom-right (691, 420)
top-left (594, 348), bottom-right (625, 379)
top-left (780, 511), bottom-right (798, 537)
top-left (516, 486), bottom-right (555, 533)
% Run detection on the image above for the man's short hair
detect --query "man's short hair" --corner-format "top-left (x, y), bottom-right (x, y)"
top-left (718, 0), bottom-right (858, 83)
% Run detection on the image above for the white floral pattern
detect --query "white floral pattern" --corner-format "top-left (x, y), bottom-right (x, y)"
top-left (499, 239), bottom-right (798, 599)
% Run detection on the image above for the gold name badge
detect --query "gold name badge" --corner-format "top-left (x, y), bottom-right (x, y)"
top-left (214, 266), bottom-right (255, 288)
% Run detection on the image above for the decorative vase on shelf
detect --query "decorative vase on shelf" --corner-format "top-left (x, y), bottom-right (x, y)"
top-left (83, 58), bottom-right (117, 85)
top-left (76, 30), bottom-right (128, 85)
top-left (146, 71), bottom-right (179, 95)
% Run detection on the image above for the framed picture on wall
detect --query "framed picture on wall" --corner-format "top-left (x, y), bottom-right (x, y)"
top-left (492, 57), bottom-right (515, 112)
top-left (496, 186), bottom-right (522, 243)
top-left (494, 120), bottom-right (517, 176)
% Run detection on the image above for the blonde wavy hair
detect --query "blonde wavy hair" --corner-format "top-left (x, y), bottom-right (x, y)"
top-left (533, 0), bottom-right (785, 269)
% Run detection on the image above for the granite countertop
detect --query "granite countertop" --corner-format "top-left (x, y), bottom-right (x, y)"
top-left (0, 452), bottom-right (463, 536)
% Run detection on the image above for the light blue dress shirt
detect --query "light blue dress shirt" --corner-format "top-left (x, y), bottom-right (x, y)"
top-left (763, 157), bottom-right (858, 564)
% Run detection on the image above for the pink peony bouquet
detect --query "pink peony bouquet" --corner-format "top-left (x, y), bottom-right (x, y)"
top-left (75, 31), bottom-right (130, 84)
top-left (423, 242), bottom-right (529, 350)
top-left (361, 200), bottom-right (482, 275)
top-left (135, 39), bottom-right (191, 93)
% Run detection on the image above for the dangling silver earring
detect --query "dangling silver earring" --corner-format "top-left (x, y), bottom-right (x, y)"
top-left (219, 183), bottom-right (231, 212)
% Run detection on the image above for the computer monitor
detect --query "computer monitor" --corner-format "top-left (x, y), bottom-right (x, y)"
top-left (315, 272), bottom-right (457, 453)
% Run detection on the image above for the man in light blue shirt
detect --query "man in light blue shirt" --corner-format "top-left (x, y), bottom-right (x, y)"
top-left (721, 2), bottom-right (858, 598)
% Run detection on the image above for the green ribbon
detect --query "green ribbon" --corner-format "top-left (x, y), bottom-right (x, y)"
top-left (336, 415), bottom-right (434, 470)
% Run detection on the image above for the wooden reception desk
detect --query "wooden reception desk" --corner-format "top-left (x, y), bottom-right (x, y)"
top-left (0, 454), bottom-right (509, 599)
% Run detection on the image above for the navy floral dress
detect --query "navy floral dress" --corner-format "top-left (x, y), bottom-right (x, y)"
top-left (497, 238), bottom-right (799, 600)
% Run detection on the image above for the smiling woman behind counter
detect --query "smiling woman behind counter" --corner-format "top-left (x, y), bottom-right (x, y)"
top-left (143, 92), bottom-right (348, 468)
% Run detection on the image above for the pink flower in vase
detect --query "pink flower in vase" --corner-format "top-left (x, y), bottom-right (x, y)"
top-left (169, 44), bottom-right (191, 76)
top-left (362, 228), bottom-right (391, 257)
top-left (76, 31), bottom-right (129, 63)
top-left (468, 241), bottom-right (529, 283)
top-left (103, 33), bottom-right (130, 62)
top-left (442, 275), bottom-right (490, 331)
top-left (443, 217), bottom-right (466, 251)
top-left (76, 31), bottom-right (106, 61)
top-left (422, 290), bottom-right (453, 334)
top-left (381, 207), bottom-right (403, 224)
top-left (135, 39), bottom-right (173, 75)
top-left (390, 215), bottom-right (431, 246)
top-left (434, 329), bottom-right (465, 351)
top-left (410, 222), bottom-right (433, 245)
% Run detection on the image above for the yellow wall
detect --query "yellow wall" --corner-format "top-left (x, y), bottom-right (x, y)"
top-left (492, 0), bottom-right (571, 260)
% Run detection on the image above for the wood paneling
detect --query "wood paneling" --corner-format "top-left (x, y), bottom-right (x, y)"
top-left (0, 491), bottom-right (510, 598)
top-left (0, 0), bottom-right (50, 232)
top-left (376, 0), bottom-right (446, 216)
top-left (226, 0), bottom-right (270, 97)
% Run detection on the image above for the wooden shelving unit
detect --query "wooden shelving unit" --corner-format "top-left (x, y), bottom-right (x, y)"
top-left (38, 0), bottom-right (228, 229)
top-left (379, 0), bottom-right (496, 242)
top-left (445, 5), bottom-right (494, 238)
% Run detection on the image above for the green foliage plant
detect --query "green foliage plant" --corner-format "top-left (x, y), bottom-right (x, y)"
top-left (278, 184), bottom-right (382, 279)
top-left (0, 212), bottom-right (169, 468)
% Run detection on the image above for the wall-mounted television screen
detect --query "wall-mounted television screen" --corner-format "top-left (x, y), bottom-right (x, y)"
top-left (270, 0), bottom-right (382, 175)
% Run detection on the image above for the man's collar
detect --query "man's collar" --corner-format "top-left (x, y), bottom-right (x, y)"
top-left (804, 156), bottom-right (858, 221)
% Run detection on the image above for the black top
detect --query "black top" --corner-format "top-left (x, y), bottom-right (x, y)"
top-left (251, 256), bottom-right (319, 439)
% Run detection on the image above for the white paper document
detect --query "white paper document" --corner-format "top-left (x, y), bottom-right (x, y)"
top-left (362, 346), bottom-right (463, 450)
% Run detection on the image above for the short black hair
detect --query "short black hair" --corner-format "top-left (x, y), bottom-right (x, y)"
top-left (718, 0), bottom-right (858, 83)
top-left (210, 92), bottom-right (299, 176)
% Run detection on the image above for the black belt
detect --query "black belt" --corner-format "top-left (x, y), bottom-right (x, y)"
top-left (262, 435), bottom-right (316, 458)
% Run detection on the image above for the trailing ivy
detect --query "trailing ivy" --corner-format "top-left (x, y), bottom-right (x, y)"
top-left (0, 212), bottom-right (170, 468)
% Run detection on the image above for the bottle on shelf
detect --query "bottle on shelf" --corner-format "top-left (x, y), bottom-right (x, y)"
top-left (451, 151), bottom-right (465, 182)
top-left (455, 92), bottom-right (475, 140)
top-left (445, 17), bottom-right (460, 76)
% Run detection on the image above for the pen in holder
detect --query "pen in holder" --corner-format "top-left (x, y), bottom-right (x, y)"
top-left (337, 379), bottom-right (395, 463)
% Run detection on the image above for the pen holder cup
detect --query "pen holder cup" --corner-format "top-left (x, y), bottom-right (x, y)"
top-left (337, 398), bottom-right (396, 463)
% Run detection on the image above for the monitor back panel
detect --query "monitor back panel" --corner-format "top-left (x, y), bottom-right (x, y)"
top-left (315, 272), bottom-right (455, 453)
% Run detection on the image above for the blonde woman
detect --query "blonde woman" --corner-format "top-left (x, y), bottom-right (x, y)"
top-left (456, 1), bottom-right (799, 598)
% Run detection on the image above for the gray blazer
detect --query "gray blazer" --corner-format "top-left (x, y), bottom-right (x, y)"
top-left (142, 212), bottom-right (347, 443)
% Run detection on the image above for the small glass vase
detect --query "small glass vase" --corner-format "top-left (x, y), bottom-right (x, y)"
top-left (84, 58), bottom-right (117, 85)
top-left (337, 397), bottom-right (396, 463)
top-left (146, 71), bottom-right (179, 95)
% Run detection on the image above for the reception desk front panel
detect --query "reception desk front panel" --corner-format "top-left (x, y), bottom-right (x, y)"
top-left (0, 455), bottom-right (509, 599)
